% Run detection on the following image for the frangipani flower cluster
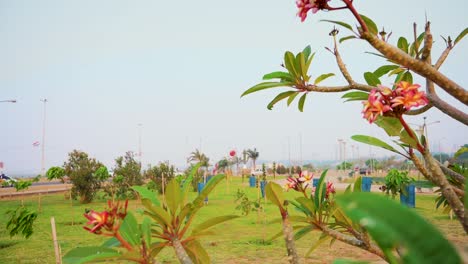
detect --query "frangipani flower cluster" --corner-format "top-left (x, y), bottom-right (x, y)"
top-left (362, 81), bottom-right (428, 123)
top-left (311, 182), bottom-right (336, 199)
top-left (84, 200), bottom-right (128, 235)
top-left (285, 171), bottom-right (313, 193)
top-left (296, 0), bottom-right (331, 22)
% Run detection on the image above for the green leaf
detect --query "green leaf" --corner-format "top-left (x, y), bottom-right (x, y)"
top-left (409, 32), bottom-right (425, 57)
top-left (397, 37), bottom-right (409, 53)
top-left (142, 199), bottom-right (172, 227)
top-left (401, 71), bottom-right (413, 84)
top-left (314, 170), bottom-right (328, 209)
top-left (192, 215), bottom-right (239, 235)
top-left (305, 234), bottom-right (330, 257)
top-left (192, 174), bottom-right (225, 208)
top-left (454, 27), bottom-right (468, 45)
top-left (63, 247), bottom-right (121, 264)
top-left (337, 193), bottom-right (461, 263)
top-left (388, 67), bottom-right (405, 77)
top-left (101, 237), bottom-right (120, 248)
top-left (293, 225), bottom-right (314, 240)
top-left (241, 82), bottom-right (294, 97)
top-left (363, 72), bottom-right (381, 86)
top-left (341, 91), bottom-right (369, 102)
top-left (185, 240), bottom-right (210, 264)
top-left (305, 52), bottom-right (315, 74)
top-left (339, 35), bottom-right (357, 43)
top-left (298, 93), bottom-right (307, 112)
top-left (295, 197), bottom-right (315, 216)
top-left (131, 186), bottom-right (160, 206)
top-left (399, 129), bottom-right (419, 148)
top-left (284, 51), bottom-right (299, 78)
top-left (297, 52), bottom-right (308, 81)
top-left (454, 146), bottom-right (468, 158)
top-left (119, 212), bottom-right (141, 247)
top-left (373, 65), bottom-right (399, 78)
top-left (359, 14), bottom-right (378, 35)
top-left (141, 217), bottom-right (152, 250)
top-left (287, 92), bottom-right (300, 106)
top-left (302, 45), bottom-right (312, 60)
top-left (374, 116), bottom-right (403, 137)
top-left (314, 73), bottom-right (335, 85)
top-left (351, 135), bottom-right (403, 156)
top-left (265, 182), bottom-right (285, 210)
top-left (263, 71), bottom-right (294, 82)
top-left (365, 51), bottom-right (387, 59)
top-left (320, 20), bottom-right (354, 32)
top-left (353, 177), bottom-right (362, 193)
top-left (166, 179), bottom-right (182, 215)
top-left (267, 91), bottom-right (297, 110)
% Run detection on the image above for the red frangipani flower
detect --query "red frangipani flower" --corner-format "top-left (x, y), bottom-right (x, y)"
top-left (84, 210), bottom-right (109, 234)
top-left (83, 199), bottom-right (128, 235)
top-left (296, 0), bottom-right (331, 22)
top-left (326, 182), bottom-right (336, 198)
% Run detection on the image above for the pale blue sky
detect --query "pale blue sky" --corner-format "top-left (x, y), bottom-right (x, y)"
top-left (1, 0), bottom-right (467, 174)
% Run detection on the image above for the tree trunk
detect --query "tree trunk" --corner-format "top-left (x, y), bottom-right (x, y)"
top-left (282, 214), bottom-right (300, 264)
top-left (172, 239), bottom-right (193, 264)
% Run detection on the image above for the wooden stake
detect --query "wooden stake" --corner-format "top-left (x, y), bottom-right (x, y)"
top-left (38, 193), bottom-right (42, 213)
top-left (51, 217), bottom-right (62, 264)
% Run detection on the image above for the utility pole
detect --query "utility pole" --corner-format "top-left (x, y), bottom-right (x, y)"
top-left (138, 123), bottom-right (143, 165)
top-left (40, 99), bottom-right (47, 175)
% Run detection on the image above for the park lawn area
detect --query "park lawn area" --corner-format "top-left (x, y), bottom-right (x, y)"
top-left (0, 176), bottom-right (466, 263)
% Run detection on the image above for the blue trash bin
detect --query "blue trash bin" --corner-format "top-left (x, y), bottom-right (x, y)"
top-left (362, 177), bottom-right (372, 192)
top-left (312, 178), bottom-right (319, 187)
top-left (197, 182), bottom-right (208, 203)
top-left (260, 181), bottom-right (267, 198)
top-left (249, 176), bottom-right (256, 187)
top-left (400, 184), bottom-right (415, 208)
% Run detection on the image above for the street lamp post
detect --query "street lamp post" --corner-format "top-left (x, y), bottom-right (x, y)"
top-left (40, 99), bottom-right (48, 175)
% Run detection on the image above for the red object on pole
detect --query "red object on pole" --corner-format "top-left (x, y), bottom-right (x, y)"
top-left (229, 150), bottom-right (236, 157)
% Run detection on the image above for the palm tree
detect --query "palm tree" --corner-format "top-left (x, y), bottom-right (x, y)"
top-left (188, 149), bottom-right (210, 181)
top-left (246, 148), bottom-right (260, 172)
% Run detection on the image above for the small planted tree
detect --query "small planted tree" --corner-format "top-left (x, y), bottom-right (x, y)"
top-left (46, 166), bottom-right (66, 183)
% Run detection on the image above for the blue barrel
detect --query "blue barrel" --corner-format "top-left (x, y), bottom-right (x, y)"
top-left (249, 176), bottom-right (256, 187)
top-left (312, 178), bottom-right (319, 187)
top-left (362, 177), bottom-right (372, 192)
top-left (400, 184), bottom-right (415, 208)
top-left (260, 181), bottom-right (267, 198)
top-left (197, 182), bottom-right (208, 203)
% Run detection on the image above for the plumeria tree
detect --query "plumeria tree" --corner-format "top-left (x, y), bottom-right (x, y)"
top-left (243, 0), bottom-right (467, 233)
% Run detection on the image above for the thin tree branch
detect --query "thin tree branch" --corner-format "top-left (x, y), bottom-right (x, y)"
top-left (333, 36), bottom-right (355, 85)
top-left (438, 162), bottom-right (466, 185)
top-left (405, 104), bottom-right (432, 115)
top-left (303, 83), bottom-right (375, 93)
top-left (360, 32), bottom-right (468, 105)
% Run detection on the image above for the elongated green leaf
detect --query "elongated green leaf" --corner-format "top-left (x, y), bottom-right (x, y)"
top-left (397, 37), bottom-right (409, 53)
top-left (373, 65), bottom-right (399, 78)
top-left (339, 35), bottom-right (357, 43)
top-left (265, 182), bottom-right (285, 210)
top-left (337, 193), bottom-right (461, 263)
top-left (132, 186), bottom-right (160, 206)
top-left (353, 177), bottom-right (362, 193)
top-left (192, 215), bottom-right (239, 235)
top-left (287, 92), bottom-right (300, 106)
top-left (374, 116), bottom-right (403, 137)
top-left (320, 19), bottom-right (354, 32)
top-left (142, 199), bottom-right (171, 227)
top-left (101, 237), bottom-right (120, 248)
top-left (295, 197), bottom-right (316, 216)
top-left (302, 45), bottom-right (312, 60)
top-left (185, 240), bottom-right (210, 264)
top-left (314, 170), bottom-right (328, 210)
top-left (294, 225), bottom-right (314, 240)
top-left (359, 14), bottom-right (378, 35)
top-left (399, 129), bottom-right (419, 148)
top-left (305, 52), bottom-right (315, 75)
top-left (150, 242), bottom-right (167, 258)
top-left (166, 179), bottom-right (182, 215)
top-left (388, 67), bottom-right (405, 76)
top-left (409, 32), bottom-right (425, 57)
top-left (192, 174), bottom-right (225, 208)
top-left (363, 72), bottom-right (381, 86)
top-left (298, 93), bottom-right (307, 112)
top-left (284, 51), bottom-right (299, 78)
top-left (454, 146), bottom-right (468, 158)
top-left (401, 71), bottom-right (413, 84)
top-left (454, 27), bottom-right (468, 45)
top-left (314, 73), bottom-right (335, 85)
top-left (297, 52), bottom-right (308, 81)
top-left (263, 71), bottom-right (294, 82)
top-left (305, 233), bottom-right (330, 257)
top-left (341, 91), bottom-right (369, 102)
top-left (365, 51), bottom-right (387, 59)
top-left (267, 91), bottom-right (297, 110)
top-left (119, 212), bottom-right (141, 246)
top-left (351, 135), bottom-right (403, 156)
top-left (241, 82), bottom-right (294, 97)
top-left (63, 247), bottom-right (121, 264)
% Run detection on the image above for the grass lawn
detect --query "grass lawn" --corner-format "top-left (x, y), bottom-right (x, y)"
top-left (0, 176), bottom-right (466, 263)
